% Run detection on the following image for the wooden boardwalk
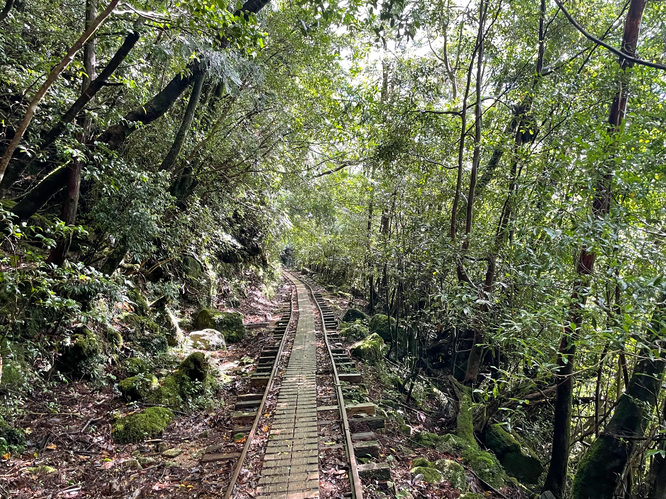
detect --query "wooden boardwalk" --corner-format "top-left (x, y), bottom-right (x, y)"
top-left (256, 279), bottom-right (320, 498)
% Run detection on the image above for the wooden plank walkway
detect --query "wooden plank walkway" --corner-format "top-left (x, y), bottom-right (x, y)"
top-left (256, 279), bottom-right (320, 498)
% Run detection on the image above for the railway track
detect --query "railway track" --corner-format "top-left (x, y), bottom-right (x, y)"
top-left (221, 271), bottom-right (386, 499)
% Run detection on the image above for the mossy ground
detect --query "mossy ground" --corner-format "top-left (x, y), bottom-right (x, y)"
top-left (112, 407), bottom-right (174, 444)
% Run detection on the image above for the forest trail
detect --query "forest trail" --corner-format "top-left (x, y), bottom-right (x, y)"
top-left (226, 273), bottom-right (371, 498)
top-left (255, 277), bottom-right (320, 497)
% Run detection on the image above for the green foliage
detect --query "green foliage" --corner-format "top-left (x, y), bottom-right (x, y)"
top-left (0, 418), bottom-right (26, 454)
top-left (112, 407), bottom-right (174, 444)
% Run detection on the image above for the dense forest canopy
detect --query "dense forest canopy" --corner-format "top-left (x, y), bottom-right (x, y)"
top-left (1, 0), bottom-right (666, 497)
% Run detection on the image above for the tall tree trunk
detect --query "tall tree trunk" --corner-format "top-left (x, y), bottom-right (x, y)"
top-left (48, 0), bottom-right (98, 265)
top-left (542, 1), bottom-right (647, 497)
top-left (0, 0), bottom-right (120, 180)
top-left (571, 308), bottom-right (665, 499)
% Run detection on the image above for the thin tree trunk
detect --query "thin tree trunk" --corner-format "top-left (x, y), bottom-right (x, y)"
top-left (461, 0), bottom-right (487, 383)
top-left (543, 1), bottom-right (647, 497)
top-left (48, 0), bottom-right (98, 265)
top-left (159, 70), bottom-right (206, 172)
top-left (0, 0), bottom-right (119, 180)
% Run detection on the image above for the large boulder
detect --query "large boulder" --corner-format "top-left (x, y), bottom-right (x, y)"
top-left (340, 320), bottom-right (370, 341)
top-left (342, 308), bottom-right (368, 322)
top-left (112, 407), bottom-right (174, 444)
top-left (188, 329), bottom-right (226, 351)
top-left (484, 423), bottom-right (543, 484)
top-left (194, 309), bottom-right (246, 343)
top-left (369, 314), bottom-right (396, 342)
top-left (350, 333), bottom-right (385, 364)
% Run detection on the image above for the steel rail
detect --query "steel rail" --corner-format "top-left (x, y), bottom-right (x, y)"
top-left (299, 274), bottom-right (364, 499)
top-left (223, 274), bottom-right (296, 499)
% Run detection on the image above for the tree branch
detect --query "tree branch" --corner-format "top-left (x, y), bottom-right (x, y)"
top-left (553, 0), bottom-right (666, 71)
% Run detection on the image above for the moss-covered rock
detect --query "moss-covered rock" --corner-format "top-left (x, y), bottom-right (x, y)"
top-left (123, 313), bottom-right (168, 353)
top-left (461, 446), bottom-right (505, 489)
top-left (178, 352), bottom-right (209, 382)
top-left (194, 309), bottom-right (246, 343)
top-left (350, 333), bottom-right (385, 364)
top-left (340, 320), bottom-right (370, 340)
top-left (484, 423), bottom-right (543, 484)
top-left (161, 308), bottom-right (184, 347)
top-left (413, 457), bottom-right (434, 468)
top-left (105, 327), bottom-right (123, 350)
top-left (112, 407), bottom-right (174, 444)
top-left (369, 314), bottom-right (396, 342)
top-left (435, 459), bottom-right (467, 490)
top-left (118, 373), bottom-right (159, 401)
top-left (342, 308), bottom-right (368, 322)
top-left (56, 329), bottom-right (105, 379)
top-left (148, 353), bottom-right (210, 409)
top-left (127, 288), bottom-right (150, 316)
top-left (411, 466), bottom-right (443, 483)
top-left (124, 357), bottom-right (150, 376)
top-left (0, 419), bottom-right (26, 453)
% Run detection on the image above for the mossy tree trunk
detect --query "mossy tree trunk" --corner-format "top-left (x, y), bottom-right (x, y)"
top-left (571, 308), bottom-right (665, 499)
